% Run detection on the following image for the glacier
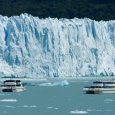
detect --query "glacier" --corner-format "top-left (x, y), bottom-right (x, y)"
top-left (0, 13), bottom-right (115, 77)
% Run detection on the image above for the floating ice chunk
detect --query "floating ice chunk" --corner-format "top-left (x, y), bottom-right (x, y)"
top-left (23, 105), bottom-right (29, 108)
top-left (47, 106), bottom-right (59, 110)
top-left (54, 107), bottom-right (59, 110)
top-left (0, 99), bottom-right (17, 102)
top-left (104, 99), bottom-right (114, 102)
top-left (3, 105), bottom-right (15, 108)
top-left (30, 105), bottom-right (37, 108)
top-left (39, 80), bottom-right (69, 86)
top-left (104, 99), bottom-right (114, 103)
top-left (47, 106), bottom-right (53, 109)
top-left (96, 109), bottom-right (102, 111)
top-left (70, 110), bottom-right (88, 114)
top-left (87, 109), bottom-right (93, 112)
top-left (22, 105), bottom-right (37, 108)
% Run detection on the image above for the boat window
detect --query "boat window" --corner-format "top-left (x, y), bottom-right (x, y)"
top-left (3, 85), bottom-right (16, 86)
top-left (16, 84), bottom-right (21, 86)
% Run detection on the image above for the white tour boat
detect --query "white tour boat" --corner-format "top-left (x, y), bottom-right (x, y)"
top-left (0, 80), bottom-right (25, 92)
top-left (83, 81), bottom-right (115, 94)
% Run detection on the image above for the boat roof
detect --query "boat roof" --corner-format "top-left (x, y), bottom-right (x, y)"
top-left (4, 80), bottom-right (21, 82)
top-left (93, 81), bottom-right (115, 84)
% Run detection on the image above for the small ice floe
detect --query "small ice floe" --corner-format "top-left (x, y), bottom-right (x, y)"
top-left (96, 109), bottom-right (102, 112)
top-left (47, 106), bottom-right (53, 109)
top-left (54, 107), bottom-right (59, 110)
top-left (0, 99), bottom-right (17, 102)
top-left (3, 105), bottom-right (15, 108)
top-left (70, 110), bottom-right (88, 114)
top-left (39, 80), bottom-right (69, 86)
top-left (21, 105), bottom-right (37, 108)
top-left (87, 109), bottom-right (93, 112)
top-left (104, 99), bottom-right (114, 103)
top-left (47, 106), bottom-right (59, 110)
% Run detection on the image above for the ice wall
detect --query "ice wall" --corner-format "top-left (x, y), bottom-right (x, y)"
top-left (0, 13), bottom-right (115, 77)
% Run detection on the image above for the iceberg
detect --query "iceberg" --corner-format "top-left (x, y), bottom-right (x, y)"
top-left (39, 80), bottom-right (69, 86)
top-left (0, 13), bottom-right (114, 77)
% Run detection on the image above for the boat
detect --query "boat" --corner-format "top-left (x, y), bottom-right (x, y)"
top-left (0, 80), bottom-right (25, 92)
top-left (83, 80), bottom-right (115, 94)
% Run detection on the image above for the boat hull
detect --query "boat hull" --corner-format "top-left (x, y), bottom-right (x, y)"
top-left (84, 90), bottom-right (101, 94)
top-left (83, 88), bottom-right (115, 94)
top-left (84, 80), bottom-right (115, 94)
top-left (0, 86), bottom-right (25, 92)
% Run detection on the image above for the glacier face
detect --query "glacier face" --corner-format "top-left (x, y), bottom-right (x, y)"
top-left (0, 13), bottom-right (115, 77)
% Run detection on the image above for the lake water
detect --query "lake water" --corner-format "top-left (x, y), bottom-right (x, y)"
top-left (0, 80), bottom-right (115, 115)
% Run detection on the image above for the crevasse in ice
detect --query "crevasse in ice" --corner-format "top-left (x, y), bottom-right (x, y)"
top-left (0, 13), bottom-right (115, 77)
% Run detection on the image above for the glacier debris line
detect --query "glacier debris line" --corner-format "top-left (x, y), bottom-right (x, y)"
top-left (0, 13), bottom-right (115, 77)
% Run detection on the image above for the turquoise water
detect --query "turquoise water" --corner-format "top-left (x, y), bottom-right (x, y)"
top-left (0, 80), bottom-right (115, 115)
